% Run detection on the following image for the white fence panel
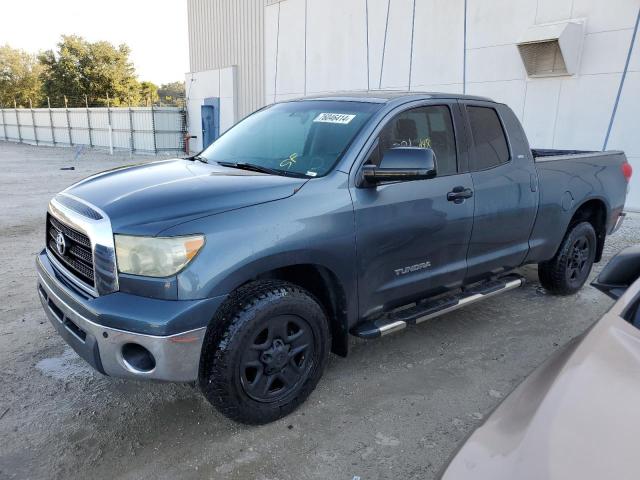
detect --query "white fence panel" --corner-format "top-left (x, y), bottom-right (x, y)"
top-left (17, 110), bottom-right (36, 143)
top-left (51, 110), bottom-right (71, 144)
top-left (2, 110), bottom-right (19, 141)
top-left (131, 108), bottom-right (153, 152)
top-left (109, 109), bottom-right (133, 150)
top-left (33, 109), bottom-right (53, 144)
top-left (89, 109), bottom-right (110, 147)
top-left (68, 110), bottom-right (90, 145)
top-left (0, 107), bottom-right (185, 154)
top-left (154, 108), bottom-right (185, 152)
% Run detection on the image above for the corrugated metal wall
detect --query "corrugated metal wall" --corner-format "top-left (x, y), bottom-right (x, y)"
top-left (187, 0), bottom-right (264, 120)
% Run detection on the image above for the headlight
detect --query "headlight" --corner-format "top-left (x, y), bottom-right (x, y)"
top-left (114, 234), bottom-right (205, 277)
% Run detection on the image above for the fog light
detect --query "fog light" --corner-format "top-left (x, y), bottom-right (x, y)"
top-left (121, 343), bottom-right (156, 372)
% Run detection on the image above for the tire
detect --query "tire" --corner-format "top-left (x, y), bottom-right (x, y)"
top-left (538, 221), bottom-right (597, 295)
top-left (199, 280), bottom-right (331, 424)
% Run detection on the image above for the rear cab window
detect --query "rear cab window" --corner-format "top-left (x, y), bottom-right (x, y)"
top-left (466, 106), bottom-right (510, 171)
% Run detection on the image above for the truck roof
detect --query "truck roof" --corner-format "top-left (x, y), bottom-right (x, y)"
top-left (296, 90), bottom-right (494, 104)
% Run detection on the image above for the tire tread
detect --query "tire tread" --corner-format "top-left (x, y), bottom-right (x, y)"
top-left (538, 221), bottom-right (596, 296)
top-left (199, 280), bottom-right (330, 424)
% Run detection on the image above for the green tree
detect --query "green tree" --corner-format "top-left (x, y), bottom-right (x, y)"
top-left (139, 81), bottom-right (159, 106)
top-left (0, 45), bottom-right (44, 107)
top-left (158, 81), bottom-right (185, 106)
top-left (39, 35), bottom-right (141, 107)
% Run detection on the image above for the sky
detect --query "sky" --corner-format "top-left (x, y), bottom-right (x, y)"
top-left (0, 0), bottom-right (189, 85)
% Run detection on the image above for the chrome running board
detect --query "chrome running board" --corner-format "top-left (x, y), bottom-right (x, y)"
top-left (351, 275), bottom-right (525, 339)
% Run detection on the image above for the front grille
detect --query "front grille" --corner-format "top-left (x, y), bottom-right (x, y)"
top-left (47, 214), bottom-right (95, 287)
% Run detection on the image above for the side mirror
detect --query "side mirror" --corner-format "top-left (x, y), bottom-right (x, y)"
top-left (362, 147), bottom-right (437, 185)
top-left (592, 245), bottom-right (640, 299)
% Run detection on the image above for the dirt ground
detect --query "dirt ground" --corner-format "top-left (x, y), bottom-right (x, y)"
top-left (0, 141), bottom-right (638, 480)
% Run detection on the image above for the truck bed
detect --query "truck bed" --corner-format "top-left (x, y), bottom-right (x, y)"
top-left (525, 147), bottom-right (628, 265)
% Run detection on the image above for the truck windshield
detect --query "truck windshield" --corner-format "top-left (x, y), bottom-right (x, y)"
top-left (199, 100), bottom-right (381, 178)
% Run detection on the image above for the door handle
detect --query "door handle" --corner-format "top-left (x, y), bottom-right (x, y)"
top-left (447, 186), bottom-right (473, 203)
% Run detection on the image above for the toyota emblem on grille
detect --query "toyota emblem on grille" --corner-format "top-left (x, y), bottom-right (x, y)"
top-left (55, 231), bottom-right (67, 256)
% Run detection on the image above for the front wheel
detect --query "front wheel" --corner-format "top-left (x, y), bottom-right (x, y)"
top-left (538, 221), bottom-right (597, 295)
top-left (199, 280), bottom-right (330, 424)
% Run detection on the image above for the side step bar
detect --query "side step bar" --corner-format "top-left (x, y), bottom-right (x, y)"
top-left (351, 274), bottom-right (525, 339)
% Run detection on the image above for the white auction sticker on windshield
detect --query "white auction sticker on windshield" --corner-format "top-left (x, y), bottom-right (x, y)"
top-left (313, 113), bottom-right (356, 124)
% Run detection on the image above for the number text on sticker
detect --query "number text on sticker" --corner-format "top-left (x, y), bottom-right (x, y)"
top-left (313, 113), bottom-right (356, 125)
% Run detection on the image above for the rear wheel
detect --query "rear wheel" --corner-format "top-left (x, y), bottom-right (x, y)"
top-left (538, 221), bottom-right (597, 295)
top-left (199, 280), bottom-right (330, 424)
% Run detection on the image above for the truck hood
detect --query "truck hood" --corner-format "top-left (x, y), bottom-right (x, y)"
top-left (64, 159), bottom-right (308, 235)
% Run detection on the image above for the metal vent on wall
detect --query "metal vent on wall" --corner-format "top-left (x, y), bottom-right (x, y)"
top-left (518, 40), bottom-right (568, 76)
top-left (518, 20), bottom-right (584, 77)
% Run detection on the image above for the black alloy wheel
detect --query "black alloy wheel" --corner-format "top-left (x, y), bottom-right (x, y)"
top-left (240, 314), bottom-right (314, 403)
top-left (566, 236), bottom-right (591, 284)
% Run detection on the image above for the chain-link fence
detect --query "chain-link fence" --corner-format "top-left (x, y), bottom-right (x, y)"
top-left (0, 106), bottom-right (187, 154)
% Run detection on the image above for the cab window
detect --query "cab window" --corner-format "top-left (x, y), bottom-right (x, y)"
top-left (373, 105), bottom-right (458, 176)
top-left (466, 106), bottom-right (510, 170)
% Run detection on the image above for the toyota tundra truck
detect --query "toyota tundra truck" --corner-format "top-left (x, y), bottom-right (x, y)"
top-left (36, 92), bottom-right (632, 424)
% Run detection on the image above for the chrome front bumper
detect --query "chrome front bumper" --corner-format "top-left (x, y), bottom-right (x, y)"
top-left (37, 256), bottom-right (207, 382)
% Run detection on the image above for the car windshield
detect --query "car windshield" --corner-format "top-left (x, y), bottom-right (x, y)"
top-left (199, 100), bottom-right (381, 177)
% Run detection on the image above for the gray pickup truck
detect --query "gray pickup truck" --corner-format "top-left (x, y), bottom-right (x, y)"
top-left (36, 92), bottom-right (631, 424)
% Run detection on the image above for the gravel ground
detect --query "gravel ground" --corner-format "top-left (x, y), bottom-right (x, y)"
top-left (0, 141), bottom-right (638, 480)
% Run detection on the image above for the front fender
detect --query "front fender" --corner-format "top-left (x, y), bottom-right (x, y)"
top-left (164, 171), bottom-right (358, 314)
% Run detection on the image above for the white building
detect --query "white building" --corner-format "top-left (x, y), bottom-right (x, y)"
top-left (186, 0), bottom-right (640, 209)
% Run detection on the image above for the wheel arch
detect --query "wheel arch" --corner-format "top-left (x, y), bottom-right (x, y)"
top-left (251, 264), bottom-right (350, 357)
top-left (568, 197), bottom-right (608, 262)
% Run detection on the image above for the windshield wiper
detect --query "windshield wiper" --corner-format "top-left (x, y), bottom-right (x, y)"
top-left (216, 161), bottom-right (308, 178)
top-left (217, 161), bottom-right (278, 175)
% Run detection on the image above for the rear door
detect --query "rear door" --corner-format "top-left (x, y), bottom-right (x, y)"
top-left (461, 101), bottom-right (538, 281)
top-left (351, 101), bottom-right (475, 318)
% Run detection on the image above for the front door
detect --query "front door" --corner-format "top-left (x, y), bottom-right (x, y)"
top-left (351, 103), bottom-right (475, 318)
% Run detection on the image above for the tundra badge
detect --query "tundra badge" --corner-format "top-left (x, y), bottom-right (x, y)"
top-left (394, 261), bottom-right (432, 276)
